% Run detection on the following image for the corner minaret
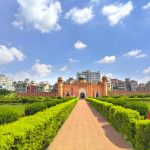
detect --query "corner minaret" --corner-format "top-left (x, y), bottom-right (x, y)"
top-left (58, 77), bottom-right (63, 97)
top-left (102, 76), bottom-right (108, 96)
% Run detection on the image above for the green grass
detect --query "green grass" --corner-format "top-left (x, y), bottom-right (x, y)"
top-left (0, 104), bottom-right (26, 117)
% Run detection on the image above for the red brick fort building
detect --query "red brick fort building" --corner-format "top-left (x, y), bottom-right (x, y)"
top-left (58, 76), bottom-right (108, 98)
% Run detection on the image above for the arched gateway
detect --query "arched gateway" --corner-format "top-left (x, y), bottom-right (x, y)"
top-left (78, 88), bottom-right (86, 99)
top-left (80, 92), bottom-right (85, 99)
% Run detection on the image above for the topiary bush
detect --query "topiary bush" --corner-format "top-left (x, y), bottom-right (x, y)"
top-left (0, 109), bottom-right (19, 124)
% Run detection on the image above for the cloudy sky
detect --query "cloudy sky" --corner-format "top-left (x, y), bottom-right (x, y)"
top-left (0, 0), bottom-right (150, 83)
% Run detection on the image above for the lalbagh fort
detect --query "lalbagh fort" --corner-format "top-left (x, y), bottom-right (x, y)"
top-left (16, 70), bottom-right (108, 98)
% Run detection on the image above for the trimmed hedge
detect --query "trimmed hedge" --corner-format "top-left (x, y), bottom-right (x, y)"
top-left (136, 120), bottom-right (150, 150)
top-left (0, 95), bottom-right (68, 104)
top-left (86, 98), bottom-right (141, 146)
top-left (0, 98), bottom-right (78, 150)
top-left (25, 99), bottom-right (67, 115)
top-left (87, 98), bottom-right (150, 149)
top-left (0, 99), bottom-right (68, 125)
top-left (0, 109), bottom-right (19, 124)
top-left (96, 97), bottom-right (149, 117)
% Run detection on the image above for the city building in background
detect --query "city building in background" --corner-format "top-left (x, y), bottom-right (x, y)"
top-left (145, 81), bottom-right (150, 91)
top-left (107, 78), bottom-right (112, 92)
top-left (13, 79), bottom-right (51, 93)
top-left (0, 74), bottom-right (14, 91)
top-left (76, 70), bottom-right (100, 83)
top-left (1, 70), bottom-right (150, 96)
top-left (111, 78), bottom-right (150, 92)
top-left (111, 79), bottom-right (127, 91)
top-left (130, 80), bottom-right (138, 91)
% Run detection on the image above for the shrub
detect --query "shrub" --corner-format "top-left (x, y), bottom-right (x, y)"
top-left (0, 99), bottom-right (69, 125)
top-left (25, 102), bottom-right (47, 115)
top-left (135, 120), bottom-right (150, 150)
top-left (97, 97), bottom-right (149, 117)
top-left (86, 98), bottom-right (141, 146)
top-left (125, 102), bottom-right (149, 117)
top-left (0, 109), bottom-right (19, 124)
top-left (0, 98), bottom-right (78, 150)
top-left (25, 99), bottom-right (67, 116)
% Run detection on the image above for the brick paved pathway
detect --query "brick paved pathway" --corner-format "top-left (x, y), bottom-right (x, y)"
top-left (47, 100), bottom-right (132, 150)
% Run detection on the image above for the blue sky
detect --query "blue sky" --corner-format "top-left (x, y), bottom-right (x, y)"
top-left (0, 0), bottom-right (150, 84)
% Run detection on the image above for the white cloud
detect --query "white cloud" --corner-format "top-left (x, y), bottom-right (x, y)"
top-left (65, 6), bottom-right (94, 24)
top-left (13, 0), bottom-right (62, 33)
top-left (143, 67), bottom-right (150, 74)
top-left (135, 54), bottom-right (147, 59)
top-left (59, 65), bottom-right (68, 72)
top-left (124, 50), bottom-right (146, 59)
top-left (74, 41), bottom-right (87, 49)
top-left (142, 2), bottom-right (150, 10)
top-left (102, 1), bottom-right (133, 25)
top-left (9, 71), bottom-right (31, 81)
top-left (8, 60), bottom-right (53, 81)
top-left (0, 45), bottom-right (25, 65)
top-left (12, 21), bottom-right (23, 30)
top-left (68, 58), bottom-right (79, 64)
top-left (32, 62), bottom-right (52, 77)
top-left (95, 56), bottom-right (116, 64)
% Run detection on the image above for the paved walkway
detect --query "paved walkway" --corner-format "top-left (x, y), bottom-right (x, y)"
top-left (47, 100), bottom-right (132, 150)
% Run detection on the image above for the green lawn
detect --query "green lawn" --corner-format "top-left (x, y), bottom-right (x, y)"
top-left (0, 104), bottom-right (26, 117)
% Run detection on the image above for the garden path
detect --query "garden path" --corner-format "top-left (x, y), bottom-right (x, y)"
top-left (47, 100), bottom-right (132, 150)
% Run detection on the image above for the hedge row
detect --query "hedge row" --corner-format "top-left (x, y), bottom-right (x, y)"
top-left (25, 99), bottom-right (67, 115)
top-left (0, 99), bottom-right (69, 125)
top-left (136, 120), bottom-right (150, 150)
top-left (87, 98), bottom-right (150, 150)
top-left (0, 98), bottom-right (78, 150)
top-left (96, 97), bottom-right (149, 117)
top-left (105, 95), bottom-right (150, 98)
top-left (0, 95), bottom-right (73, 104)
top-left (0, 109), bottom-right (19, 124)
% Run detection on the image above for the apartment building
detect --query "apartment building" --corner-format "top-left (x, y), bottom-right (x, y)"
top-left (76, 70), bottom-right (100, 83)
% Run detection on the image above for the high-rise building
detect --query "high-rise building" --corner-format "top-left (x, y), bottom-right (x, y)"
top-left (37, 81), bottom-right (50, 92)
top-left (125, 78), bottom-right (131, 91)
top-left (145, 81), bottom-right (150, 91)
top-left (13, 80), bottom-right (28, 93)
top-left (130, 80), bottom-right (138, 91)
top-left (76, 70), bottom-right (100, 83)
top-left (0, 74), bottom-right (14, 90)
top-left (138, 83), bottom-right (146, 91)
top-left (111, 79), bottom-right (127, 91)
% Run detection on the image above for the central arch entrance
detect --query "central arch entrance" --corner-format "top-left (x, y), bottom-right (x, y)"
top-left (78, 88), bottom-right (86, 99)
top-left (80, 92), bottom-right (85, 99)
